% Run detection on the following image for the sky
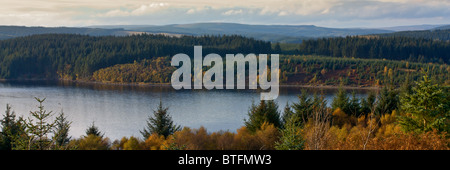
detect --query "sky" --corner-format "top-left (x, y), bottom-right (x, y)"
top-left (0, 0), bottom-right (449, 28)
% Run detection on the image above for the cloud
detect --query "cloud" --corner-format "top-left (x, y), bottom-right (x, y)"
top-left (0, 0), bottom-right (450, 27)
top-left (98, 3), bottom-right (169, 17)
top-left (222, 9), bottom-right (243, 15)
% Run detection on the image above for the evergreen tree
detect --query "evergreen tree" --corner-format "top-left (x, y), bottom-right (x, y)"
top-left (275, 114), bottom-right (305, 150)
top-left (374, 86), bottom-right (399, 115)
top-left (85, 121), bottom-right (103, 138)
top-left (0, 104), bottom-right (20, 150)
top-left (282, 102), bottom-right (294, 127)
top-left (25, 97), bottom-right (55, 150)
top-left (348, 91), bottom-right (362, 116)
top-left (291, 90), bottom-right (314, 125)
top-left (244, 100), bottom-right (281, 133)
top-left (53, 111), bottom-right (72, 149)
top-left (399, 75), bottom-right (450, 133)
top-left (360, 92), bottom-right (376, 115)
top-left (331, 88), bottom-right (350, 115)
top-left (141, 101), bottom-right (181, 139)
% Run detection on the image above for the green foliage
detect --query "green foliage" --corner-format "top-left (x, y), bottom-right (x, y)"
top-left (0, 34), bottom-right (271, 79)
top-left (399, 76), bottom-right (450, 133)
top-left (276, 114), bottom-right (305, 150)
top-left (278, 55), bottom-right (450, 87)
top-left (244, 100), bottom-right (281, 133)
top-left (331, 88), bottom-right (350, 115)
top-left (141, 101), bottom-right (181, 139)
top-left (24, 98), bottom-right (55, 150)
top-left (53, 111), bottom-right (72, 149)
top-left (374, 86), bottom-right (399, 115)
top-left (0, 104), bottom-right (23, 150)
top-left (85, 122), bottom-right (103, 138)
top-left (298, 36), bottom-right (450, 64)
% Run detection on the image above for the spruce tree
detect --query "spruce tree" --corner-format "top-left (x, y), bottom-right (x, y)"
top-left (26, 97), bottom-right (55, 150)
top-left (331, 88), bottom-right (350, 115)
top-left (244, 100), bottom-right (281, 133)
top-left (0, 104), bottom-right (20, 150)
top-left (141, 101), bottom-right (181, 139)
top-left (53, 111), bottom-right (72, 148)
top-left (85, 121), bottom-right (103, 138)
top-left (399, 75), bottom-right (449, 133)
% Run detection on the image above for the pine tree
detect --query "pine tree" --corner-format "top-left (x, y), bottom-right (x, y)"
top-left (374, 86), bottom-right (399, 115)
top-left (85, 122), bottom-right (103, 138)
top-left (275, 114), bottom-right (305, 150)
top-left (53, 110), bottom-right (72, 149)
top-left (0, 104), bottom-right (20, 150)
top-left (25, 97), bottom-right (55, 150)
top-left (141, 101), bottom-right (181, 139)
top-left (331, 88), bottom-right (350, 115)
top-left (244, 100), bottom-right (281, 133)
top-left (399, 75), bottom-right (449, 133)
top-left (291, 90), bottom-right (314, 125)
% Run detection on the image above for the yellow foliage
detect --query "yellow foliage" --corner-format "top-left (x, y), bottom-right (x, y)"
top-left (255, 122), bottom-right (280, 150)
top-left (144, 133), bottom-right (167, 150)
top-left (332, 108), bottom-right (350, 127)
top-left (123, 136), bottom-right (142, 150)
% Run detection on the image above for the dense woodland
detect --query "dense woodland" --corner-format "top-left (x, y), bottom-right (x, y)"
top-left (375, 29), bottom-right (450, 41)
top-left (0, 34), bottom-right (271, 79)
top-left (297, 36), bottom-right (450, 64)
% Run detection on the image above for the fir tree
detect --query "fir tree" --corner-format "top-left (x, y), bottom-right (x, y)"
top-left (244, 100), bottom-right (281, 133)
top-left (0, 104), bottom-right (20, 150)
top-left (275, 114), bottom-right (305, 150)
top-left (399, 75), bottom-right (450, 133)
top-left (331, 88), bottom-right (350, 115)
top-left (53, 110), bottom-right (72, 149)
top-left (141, 101), bottom-right (181, 139)
top-left (85, 122), bottom-right (103, 138)
top-left (27, 98), bottom-right (55, 150)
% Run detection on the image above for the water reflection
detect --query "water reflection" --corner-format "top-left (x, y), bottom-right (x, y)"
top-left (0, 80), bottom-right (376, 140)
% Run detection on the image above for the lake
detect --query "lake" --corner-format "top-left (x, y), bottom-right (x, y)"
top-left (0, 81), bottom-right (373, 140)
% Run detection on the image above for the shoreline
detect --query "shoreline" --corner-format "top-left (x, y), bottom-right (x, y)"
top-left (1, 78), bottom-right (381, 90)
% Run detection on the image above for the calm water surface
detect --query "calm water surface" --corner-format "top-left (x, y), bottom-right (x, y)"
top-left (0, 81), bottom-right (373, 140)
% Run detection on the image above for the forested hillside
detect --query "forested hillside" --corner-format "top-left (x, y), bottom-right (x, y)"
top-left (298, 36), bottom-right (450, 64)
top-left (0, 34), bottom-right (271, 80)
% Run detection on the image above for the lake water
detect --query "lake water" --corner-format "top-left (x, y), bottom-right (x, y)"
top-left (0, 81), bottom-right (372, 140)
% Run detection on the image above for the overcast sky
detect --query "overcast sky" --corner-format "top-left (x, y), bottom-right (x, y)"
top-left (1, 0), bottom-right (449, 28)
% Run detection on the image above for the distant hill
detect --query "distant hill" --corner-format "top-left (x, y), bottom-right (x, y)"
top-left (4, 23), bottom-right (450, 43)
top-left (0, 26), bottom-right (128, 40)
top-left (89, 23), bottom-right (394, 43)
top-left (379, 24), bottom-right (445, 31)
top-left (433, 25), bottom-right (450, 30)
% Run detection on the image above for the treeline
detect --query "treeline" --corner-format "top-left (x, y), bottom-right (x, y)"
top-left (0, 34), bottom-right (271, 79)
top-left (375, 29), bottom-right (450, 41)
top-left (90, 54), bottom-right (450, 87)
top-left (297, 36), bottom-right (450, 64)
top-left (279, 55), bottom-right (450, 87)
top-left (1, 76), bottom-right (448, 150)
top-left (92, 57), bottom-right (175, 83)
